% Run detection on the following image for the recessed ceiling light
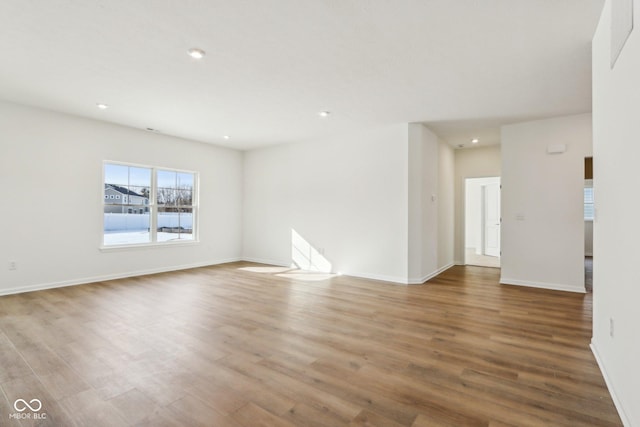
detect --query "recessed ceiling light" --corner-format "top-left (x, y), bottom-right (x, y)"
top-left (471, 138), bottom-right (479, 144)
top-left (318, 111), bottom-right (331, 118)
top-left (96, 103), bottom-right (109, 110)
top-left (223, 135), bottom-right (230, 140)
top-left (187, 48), bottom-right (206, 59)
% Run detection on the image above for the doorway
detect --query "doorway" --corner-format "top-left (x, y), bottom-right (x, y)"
top-left (465, 177), bottom-right (501, 268)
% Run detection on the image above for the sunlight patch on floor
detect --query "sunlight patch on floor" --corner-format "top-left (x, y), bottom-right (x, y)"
top-left (276, 271), bottom-right (337, 281)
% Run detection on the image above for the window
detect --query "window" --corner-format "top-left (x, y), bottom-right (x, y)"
top-left (157, 169), bottom-right (196, 242)
top-left (584, 179), bottom-right (594, 220)
top-left (103, 162), bottom-right (197, 247)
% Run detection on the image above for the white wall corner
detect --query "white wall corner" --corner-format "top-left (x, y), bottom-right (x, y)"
top-left (241, 257), bottom-right (291, 268)
top-left (407, 262), bottom-right (455, 285)
top-left (590, 341), bottom-right (631, 426)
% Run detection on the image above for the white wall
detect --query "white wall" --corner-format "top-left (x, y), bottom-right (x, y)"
top-left (243, 123), bottom-right (453, 284)
top-left (501, 113), bottom-right (592, 293)
top-left (592, 1), bottom-right (640, 424)
top-left (0, 100), bottom-right (243, 295)
top-left (243, 124), bottom-right (410, 283)
top-left (407, 124), bottom-right (454, 283)
top-left (454, 145), bottom-right (501, 264)
top-left (437, 139), bottom-right (455, 271)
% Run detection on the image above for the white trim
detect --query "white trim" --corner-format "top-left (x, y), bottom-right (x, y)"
top-left (407, 263), bottom-right (455, 284)
top-left (241, 257), bottom-right (412, 284)
top-left (340, 263), bottom-right (455, 285)
top-left (0, 259), bottom-right (456, 297)
top-left (590, 341), bottom-right (631, 426)
top-left (0, 258), bottom-right (242, 297)
top-left (338, 270), bottom-right (411, 285)
top-left (500, 277), bottom-right (586, 293)
top-left (241, 257), bottom-right (291, 268)
top-left (99, 239), bottom-right (200, 252)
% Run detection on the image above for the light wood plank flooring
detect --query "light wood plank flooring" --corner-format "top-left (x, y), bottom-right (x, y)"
top-left (465, 249), bottom-right (501, 268)
top-left (0, 262), bottom-right (621, 426)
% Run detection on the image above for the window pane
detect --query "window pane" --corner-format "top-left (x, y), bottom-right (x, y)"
top-left (157, 188), bottom-right (176, 205)
top-left (584, 187), bottom-right (594, 203)
top-left (103, 207), bottom-right (151, 245)
top-left (176, 189), bottom-right (193, 206)
top-left (177, 172), bottom-right (194, 190)
top-left (128, 186), bottom-right (150, 203)
top-left (104, 163), bottom-right (152, 245)
top-left (129, 167), bottom-right (151, 187)
top-left (584, 204), bottom-right (595, 220)
top-left (157, 170), bottom-right (195, 206)
top-left (157, 170), bottom-right (176, 189)
top-left (584, 187), bottom-right (594, 220)
top-left (157, 207), bottom-right (193, 242)
top-left (104, 164), bottom-right (129, 186)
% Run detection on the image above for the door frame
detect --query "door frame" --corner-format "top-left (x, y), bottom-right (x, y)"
top-left (464, 176), bottom-right (501, 266)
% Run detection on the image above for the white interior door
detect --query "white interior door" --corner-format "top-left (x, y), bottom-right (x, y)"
top-left (483, 183), bottom-right (501, 257)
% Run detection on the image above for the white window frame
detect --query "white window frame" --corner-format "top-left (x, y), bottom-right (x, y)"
top-left (101, 161), bottom-right (199, 250)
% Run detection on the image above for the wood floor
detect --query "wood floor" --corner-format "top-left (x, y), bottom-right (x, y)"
top-left (0, 262), bottom-right (621, 427)
top-left (465, 249), bottom-right (501, 268)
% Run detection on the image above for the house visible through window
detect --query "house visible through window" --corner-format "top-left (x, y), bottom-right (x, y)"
top-left (103, 162), bottom-right (197, 246)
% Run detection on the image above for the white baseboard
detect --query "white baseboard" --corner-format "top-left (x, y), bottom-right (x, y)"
top-left (499, 277), bottom-right (586, 293)
top-left (590, 341), bottom-right (631, 426)
top-left (408, 263), bottom-right (455, 284)
top-left (0, 258), bottom-right (242, 297)
top-left (0, 258), bottom-right (454, 297)
top-left (337, 270), bottom-right (410, 285)
top-left (241, 257), bottom-right (414, 285)
top-left (241, 257), bottom-right (291, 268)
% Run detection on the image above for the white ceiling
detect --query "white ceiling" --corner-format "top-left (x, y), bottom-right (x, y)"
top-left (0, 0), bottom-right (604, 150)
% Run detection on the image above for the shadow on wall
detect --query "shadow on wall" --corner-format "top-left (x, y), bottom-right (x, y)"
top-left (291, 229), bottom-right (332, 273)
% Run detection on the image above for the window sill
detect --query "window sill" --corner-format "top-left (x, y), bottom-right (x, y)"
top-left (99, 239), bottom-right (199, 252)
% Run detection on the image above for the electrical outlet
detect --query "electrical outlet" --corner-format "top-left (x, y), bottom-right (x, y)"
top-left (609, 317), bottom-right (614, 338)
top-left (8, 261), bottom-right (17, 271)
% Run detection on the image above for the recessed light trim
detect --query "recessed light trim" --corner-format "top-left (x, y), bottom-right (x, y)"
top-left (318, 111), bottom-right (331, 118)
top-left (223, 135), bottom-right (230, 140)
top-left (187, 48), bottom-right (206, 59)
top-left (96, 103), bottom-right (109, 110)
top-left (471, 138), bottom-right (479, 144)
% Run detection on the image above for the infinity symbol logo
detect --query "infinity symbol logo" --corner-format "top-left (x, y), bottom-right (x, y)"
top-left (14, 398), bottom-right (42, 412)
